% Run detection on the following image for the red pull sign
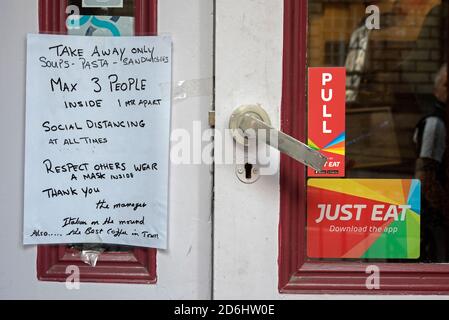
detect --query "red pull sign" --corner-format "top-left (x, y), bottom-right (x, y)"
top-left (308, 67), bottom-right (346, 177)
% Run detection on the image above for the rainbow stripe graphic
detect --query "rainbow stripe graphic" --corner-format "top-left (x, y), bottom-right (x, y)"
top-left (308, 132), bottom-right (345, 156)
top-left (307, 179), bottom-right (420, 259)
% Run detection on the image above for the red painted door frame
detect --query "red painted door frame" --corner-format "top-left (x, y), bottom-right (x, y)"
top-left (278, 0), bottom-right (449, 294)
top-left (36, 0), bottom-right (158, 284)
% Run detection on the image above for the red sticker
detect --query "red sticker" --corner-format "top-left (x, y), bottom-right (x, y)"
top-left (308, 67), bottom-right (346, 177)
top-left (306, 179), bottom-right (421, 259)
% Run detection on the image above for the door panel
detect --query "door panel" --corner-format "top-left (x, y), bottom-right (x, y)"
top-left (214, 0), bottom-right (284, 299)
top-left (0, 0), bottom-right (212, 299)
top-left (214, 0), bottom-right (449, 299)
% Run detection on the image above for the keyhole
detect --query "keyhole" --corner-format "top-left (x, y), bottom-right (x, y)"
top-left (244, 163), bottom-right (253, 180)
top-left (235, 163), bottom-right (260, 183)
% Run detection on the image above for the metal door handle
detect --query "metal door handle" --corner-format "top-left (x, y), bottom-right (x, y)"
top-left (229, 105), bottom-right (327, 171)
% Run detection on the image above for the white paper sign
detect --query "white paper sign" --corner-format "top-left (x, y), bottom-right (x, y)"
top-left (24, 34), bottom-right (171, 249)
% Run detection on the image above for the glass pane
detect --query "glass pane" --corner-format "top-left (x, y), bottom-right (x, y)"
top-left (308, 0), bottom-right (448, 262)
top-left (66, 0), bottom-right (136, 254)
top-left (69, 0), bottom-right (134, 16)
top-left (67, 0), bottom-right (135, 36)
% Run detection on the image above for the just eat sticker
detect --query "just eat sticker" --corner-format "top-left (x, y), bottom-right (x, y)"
top-left (307, 179), bottom-right (421, 259)
top-left (308, 67), bottom-right (346, 177)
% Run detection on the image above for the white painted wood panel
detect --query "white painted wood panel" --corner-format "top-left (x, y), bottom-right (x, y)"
top-left (0, 0), bottom-right (213, 299)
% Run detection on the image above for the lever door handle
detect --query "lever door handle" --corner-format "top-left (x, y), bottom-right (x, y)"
top-left (229, 105), bottom-right (327, 171)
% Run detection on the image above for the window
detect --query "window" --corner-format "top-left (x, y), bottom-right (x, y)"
top-left (279, 0), bottom-right (449, 294)
top-left (37, 0), bottom-right (158, 284)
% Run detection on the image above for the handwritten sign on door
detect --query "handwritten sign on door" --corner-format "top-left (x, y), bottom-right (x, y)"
top-left (24, 34), bottom-right (171, 249)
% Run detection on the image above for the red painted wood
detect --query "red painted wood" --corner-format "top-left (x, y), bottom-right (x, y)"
top-left (278, 0), bottom-right (449, 295)
top-left (39, 0), bottom-right (68, 34)
top-left (135, 0), bottom-right (157, 35)
top-left (36, 0), bottom-right (158, 284)
top-left (278, 0), bottom-right (307, 292)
